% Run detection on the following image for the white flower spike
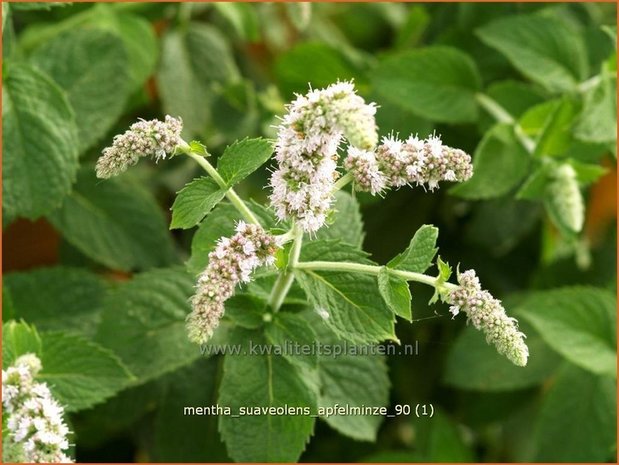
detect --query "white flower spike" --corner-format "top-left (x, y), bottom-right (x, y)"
top-left (186, 223), bottom-right (280, 344)
top-left (96, 115), bottom-right (183, 179)
top-left (2, 354), bottom-right (73, 463)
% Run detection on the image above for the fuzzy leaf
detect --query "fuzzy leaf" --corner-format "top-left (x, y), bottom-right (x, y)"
top-left (387, 224), bottom-right (438, 273)
top-left (314, 191), bottom-right (365, 247)
top-left (575, 76), bottom-right (617, 144)
top-left (444, 324), bottom-right (561, 391)
top-left (4, 267), bottom-right (107, 338)
top-left (217, 138), bottom-right (273, 187)
top-left (218, 329), bottom-right (316, 462)
top-left (477, 15), bottom-right (588, 92)
top-left (170, 177), bottom-right (226, 229)
top-left (47, 169), bottom-right (176, 272)
top-left (265, 312), bottom-right (318, 370)
top-left (95, 268), bottom-right (200, 384)
top-left (517, 287), bottom-right (616, 377)
top-left (310, 312), bottom-right (390, 441)
top-left (39, 331), bottom-right (134, 411)
top-left (378, 269), bottom-right (412, 321)
top-left (31, 28), bottom-right (131, 153)
top-left (3, 63), bottom-right (79, 221)
top-left (2, 321), bottom-right (42, 367)
top-left (451, 124), bottom-right (530, 199)
top-left (533, 365), bottom-right (616, 461)
top-left (295, 241), bottom-right (397, 344)
top-left (372, 46), bottom-right (481, 123)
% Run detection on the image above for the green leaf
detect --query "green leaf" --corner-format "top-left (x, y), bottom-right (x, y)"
top-left (157, 23), bottom-right (238, 136)
top-left (90, 8), bottom-right (158, 90)
top-left (265, 312), bottom-right (318, 371)
top-left (39, 331), bottom-right (133, 412)
top-left (275, 42), bottom-right (363, 97)
top-left (517, 287), bottom-right (616, 377)
top-left (286, 3), bottom-right (312, 32)
top-left (310, 312), bottom-right (390, 441)
top-left (575, 76), bottom-right (617, 144)
top-left (212, 3), bottom-right (260, 42)
top-left (153, 358), bottom-right (228, 461)
top-left (479, 80), bottom-right (546, 132)
top-left (451, 124), bottom-right (530, 199)
top-left (477, 15), bottom-right (588, 92)
top-left (314, 191), bottom-right (365, 247)
top-left (378, 269), bottom-right (412, 321)
top-left (188, 201), bottom-right (277, 275)
top-left (2, 320), bottom-right (42, 367)
top-left (532, 364), bottom-right (616, 461)
top-left (532, 99), bottom-right (579, 158)
top-left (31, 28), bottom-right (131, 153)
top-left (4, 267), bottom-right (107, 338)
top-left (224, 293), bottom-right (268, 329)
top-left (3, 63), bottom-right (79, 220)
top-left (387, 224), bottom-right (438, 273)
top-left (295, 241), bottom-right (397, 344)
top-left (444, 324), bottom-right (561, 391)
top-left (217, 138), bottom-right (273, 187)
top-left (47, 168), bottom-right (176, 272)
top-left (94, 268), bottom-right (200, 384)
top-left (409, 410), bottom-right (474, 462)
top-left (372, 46), bottom-right (481, 123)
top-left (218, 329), bottom-right (316, 462)
top-left (170, 177), bottom-right (226, 230)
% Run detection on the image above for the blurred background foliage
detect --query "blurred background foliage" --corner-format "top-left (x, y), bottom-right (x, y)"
top-left (2, 2), bottom-right (617, 462)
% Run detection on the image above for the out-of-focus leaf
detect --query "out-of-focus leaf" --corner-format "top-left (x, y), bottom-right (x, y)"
top-left (451, 124), bottom-right (530, 199)
top-left (477, 15), bottom-right (588, 92)
top-left (532, 364), bottom-right (616, 461)
top-left (517, 287), bottom-right (616, 377)
top-left (372, 46), bottom-right (481, 123)
top-left (47, 169), bottom-right (176, 272)
top-left (39, 331), bottom-right (133, 412)
top-left (444, 324), bottom-right (561, 391)
top-left (31, 29), bottom-right (131, 153)
top-left (4, 267), bottom-right (106, 338)
top-left (3, 63), bottom-right (78, 221)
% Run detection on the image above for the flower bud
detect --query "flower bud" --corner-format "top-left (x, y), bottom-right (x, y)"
top-left (447, 269), bottom-right (529, 366)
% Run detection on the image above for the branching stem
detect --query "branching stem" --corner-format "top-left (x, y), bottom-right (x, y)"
top-left (294, 260), bottom-right (458, 291)
top-left (475, 93), bottom-right (536, 154)
top-left (268, 226), bottom-right (304, 311)
top-left (183, 148), bottom-right (261, 226)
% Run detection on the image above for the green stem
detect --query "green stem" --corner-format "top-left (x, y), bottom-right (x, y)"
top-left (294, 260), bottom-right (458, 291)
top-left (333, 172), bottom-right (353, 192)
top-left (475, 93), bottom-right (536, 154)
top-left (184, 150), bottom-right (261, 226)
top-left (268, 226), bottom-right (304, 311)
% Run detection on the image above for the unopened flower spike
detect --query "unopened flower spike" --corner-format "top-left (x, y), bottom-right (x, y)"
top-left (269, 81), bottom-right (378, 233)
top-left (96, 115), bottom-right (183, 179)
top-left (2, 354), bottom-right (73, 463)
top-left (186, 222), bottom-right (281, 344)
top-left (446, 269), bottom-right (529, 366)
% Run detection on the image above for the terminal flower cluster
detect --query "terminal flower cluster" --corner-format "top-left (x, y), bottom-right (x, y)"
top-left (447, 269), bottom-right (529, 366)
top-left (96, 115), bottom-right (183, 179)
top-left (345, 134), bottom-right (473, 194)
top-left (2, 354), bottom-right (72, 463)
top-left (269, 81), bottom-right (378, 232)
top-left (187, 222), bottom-right (280, 344)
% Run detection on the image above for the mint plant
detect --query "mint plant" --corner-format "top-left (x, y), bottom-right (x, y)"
top-left (93, 82), bottom-right (529, 372)
top-left (2, 3), bottom-right (616, 463)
